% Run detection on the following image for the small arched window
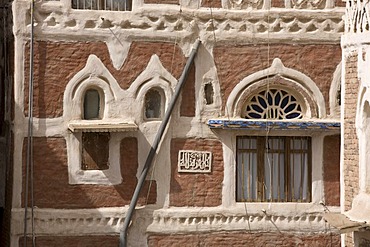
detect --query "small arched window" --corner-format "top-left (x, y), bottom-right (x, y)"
top-left (83, 89), bottom-right (101, 120)
top-left (144, 88), bottom-right (163, 120)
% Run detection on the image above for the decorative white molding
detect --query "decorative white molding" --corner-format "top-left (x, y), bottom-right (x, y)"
top-left (15, 2), bottom-right (344, 43)
top-left (63, 55), bottom-right (135, 185)
top-left (329, 62), bottom-right (341, 118)
top-left (63, 54), bottom-right (121, 121)
top-left (68, 120), bottom-right (138, 132)
top-left (131, 54), bottom-right (177, 120)
top-left (178, 150), bottom-right (212, 173)
top-left (10, 206), bottom-right (338, 236)
top-left (105, 38), bottom-right (132, 70)
top-left (11, 208), bottom-right (126, 236)
top-left (356, 87), bottom-right (370, 192)
top-left (147, 206), bottom-right (339, 234)
top-left (226, 58), bottom-right (326, 118)
top-left (345, 0), bottom-right (370, 35)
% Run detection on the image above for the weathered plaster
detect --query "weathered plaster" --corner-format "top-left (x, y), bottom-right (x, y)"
top-left (226, 58), bottom-right (327, 119)
top-left (10, 0), bottom-right (344, 244)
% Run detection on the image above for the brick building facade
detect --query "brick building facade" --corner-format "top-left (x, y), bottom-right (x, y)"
top-left (2, 0), bottom-right (363, 245)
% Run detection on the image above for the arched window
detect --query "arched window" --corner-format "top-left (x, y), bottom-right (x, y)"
top-left (83, 89), bottom-right (102, 120)
top-left (237, 87), bottom-right (311, 202)
top-left (144, 88), bottom-right (163, 120)
top-left (242, 88), bottom-right (304, 120)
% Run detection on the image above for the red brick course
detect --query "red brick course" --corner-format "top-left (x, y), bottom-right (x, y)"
top-left (343, 54), bottom-right (360, 212)
top-left (24, 41), bottom-right (187, 118)
top-left (343, 54), bottom-right (360, 246)
top-left (148, 231), bottom-right (341, 247)
top-left (201, 0), bottom-right (222, 8)
top-left (323, 134), bottom-right (341, 206)
top-left (170, 138), bottom-right (223, 207)
top-left (22, 137), bottom-right (156, 208)
top-left (213, 44), bottom-right (341, 115)
top-left (20, 236), bottom-right (119, 247)
top-left (180, 63), bottom-right (196, 117)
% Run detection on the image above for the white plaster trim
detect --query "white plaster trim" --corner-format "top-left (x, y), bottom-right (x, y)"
top-left (19, 2), bottom-right (345, 43)
top-left (357, 45), bottom-right (370, 88)
top-left (130, 54), bottom-right (177, 95)
top-left (148, 205), bottom-right (340, 234)
top-left (63, 55), bottom-right (128, 185)
top-left (219, 129), bottom-right (328, 207)
top-left (355, 87), bottom-right (370, 192)
top-left (226, 58), bottom-right (327, 119)
top-left (105, 38), bottom-right (131, 70)
top-left (63, 54), bottom-right (121, 120)
top-left (131, 55), bottom-right (177, 120)
top-left (11, 206), bottom-right (156, 236)
top-left (345, 193), bottom-right (370, 223)
top-left (66, 132), bottom-right (121, 185)
top-left (329, 62), bottom-right (342, 118)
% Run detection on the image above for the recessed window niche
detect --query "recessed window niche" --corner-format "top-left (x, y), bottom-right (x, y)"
top-left (83, 89), bottom-right (102, 120)
top-left (144, 88), bottom-right (163, 120)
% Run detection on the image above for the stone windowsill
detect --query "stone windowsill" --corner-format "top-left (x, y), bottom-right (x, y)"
top-left (68, 120), bottom-right (138, 132)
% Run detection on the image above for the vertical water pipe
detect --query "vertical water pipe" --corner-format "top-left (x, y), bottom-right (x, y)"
top-left (119, 39), bottom-right (201, 247)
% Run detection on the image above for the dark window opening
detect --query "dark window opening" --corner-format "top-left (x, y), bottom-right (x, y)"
top-left (82, 132), bottom-right (110, 170)
top-left (337, 85), bottom-right (341, 106)
top-left (83, 89), bottom-right (101, 120)
top-left (145, 88), bottom-right (162, 119)
top-left (204, 83), bottom-right (214, 105)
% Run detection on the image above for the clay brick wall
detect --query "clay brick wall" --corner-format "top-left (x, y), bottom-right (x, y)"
top-left (21, 137), bottom-right (156, 208)
top-left (180, 63), bottom-right (195, 117)
top-left (201, 0), bottom-right (222, 8)
top-left (170, 138), bottom-right (223, 207)
top-left (20, 236), bottom-right (119, 247)
top-left (147, 231), bottom-right (341, 247)
top-left (343, 54), bottom-right (360, 212)
top-left (24, 41), bottom-right (187, 118)
top-left (213, 44), bottom-right (341, 114)
top-left (323, 134), bottom-right (340, 206)
top-left (343, 54), bottom-right (360, 246)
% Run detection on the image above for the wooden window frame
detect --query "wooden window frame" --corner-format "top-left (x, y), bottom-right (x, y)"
top-left (236, 136), bottom-right (312, 203)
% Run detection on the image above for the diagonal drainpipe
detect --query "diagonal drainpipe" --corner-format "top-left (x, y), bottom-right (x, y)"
top-left (119, 39), bottom-right (201, 247)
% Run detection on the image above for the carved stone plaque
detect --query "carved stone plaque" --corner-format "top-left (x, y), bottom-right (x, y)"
top-left (177, 150), bottom-right (212, 173)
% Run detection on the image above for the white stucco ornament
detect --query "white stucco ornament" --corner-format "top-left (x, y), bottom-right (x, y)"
top-left (178, 150), bottom-right (212, 173)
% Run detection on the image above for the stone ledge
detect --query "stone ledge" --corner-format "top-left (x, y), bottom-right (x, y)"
top-left (68, 120), bottom-right (138, 132)
top-left (11, 207), bottom-right (155, 236)
top-left (147, 205), bottom-right (341, 234)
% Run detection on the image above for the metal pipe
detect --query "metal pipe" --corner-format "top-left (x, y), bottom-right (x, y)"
top-left (23, 0), bottom-right (35, 246)
top-left (119, 39), bottom-right (201, 247)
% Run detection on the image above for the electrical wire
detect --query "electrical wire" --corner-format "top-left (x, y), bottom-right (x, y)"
top-left (23, 0), bottom-right (35, 246)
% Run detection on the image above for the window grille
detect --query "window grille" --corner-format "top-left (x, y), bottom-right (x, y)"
top-left (72, 0), bottom-right (132, 11)
top-left (243, 88), bottom-right (303, 119)
top-left (236, 136), bottom-right (311, 202)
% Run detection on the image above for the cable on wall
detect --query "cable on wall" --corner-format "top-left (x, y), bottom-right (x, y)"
top-left (23, 0), bottom-right (35, 246)
top-left (264, 0), bottom-right (273, 205)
